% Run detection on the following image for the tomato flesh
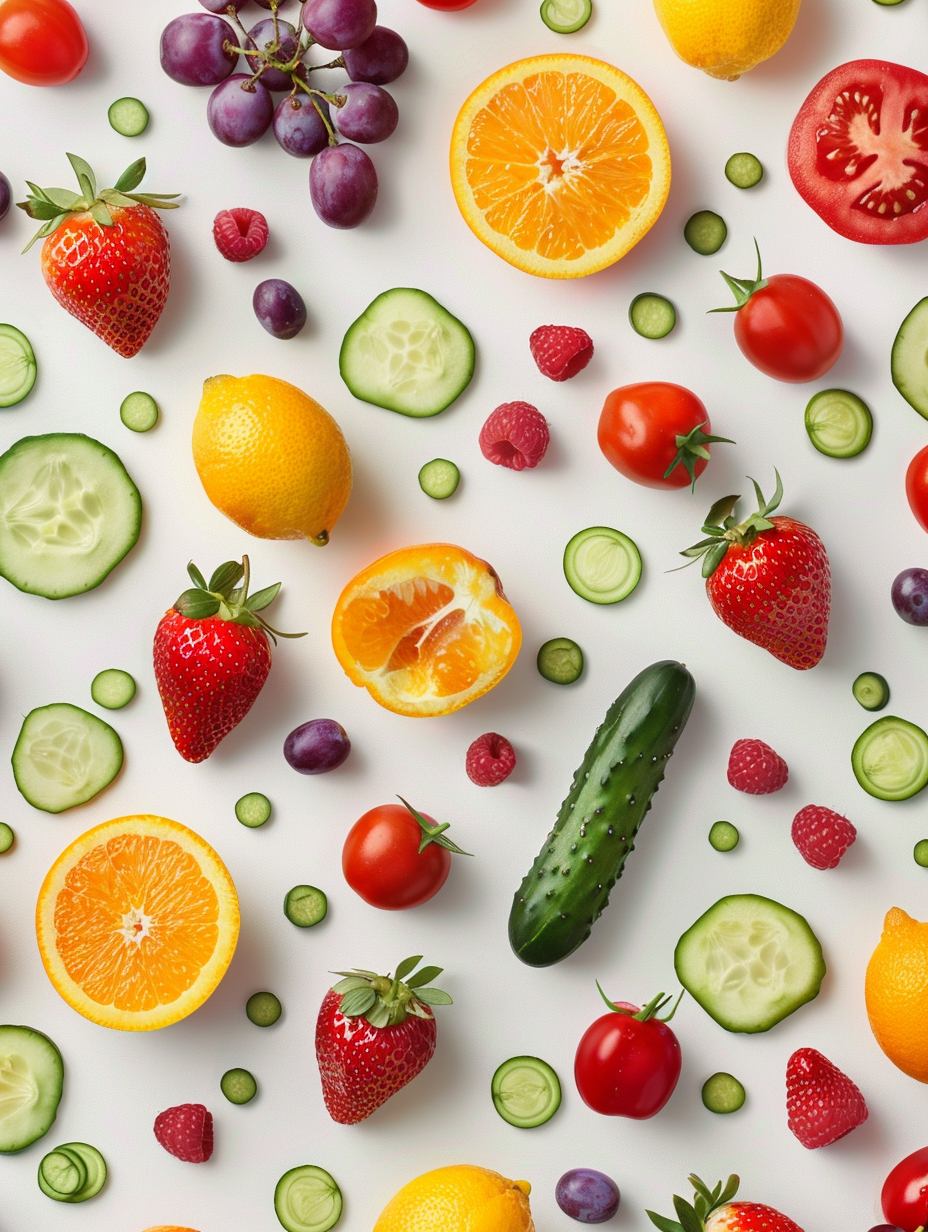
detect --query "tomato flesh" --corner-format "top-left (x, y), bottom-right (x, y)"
top-left (734, 274), bottom-right (843, 383)
top-left (574, 1004), bottom-right (681, 1119)
top-left (882, 1145), bottom-right (928, 1230)
top-left (597, 382), bottom-right (712, 490)
top-left (342, 804), bottom-right (451, 910)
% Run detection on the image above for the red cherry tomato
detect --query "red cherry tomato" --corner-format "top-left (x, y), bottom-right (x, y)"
top-left (415, 0), bottom-right (478, 8)
top-left (0, 0), bottom-right (88, 86)
top-left (342, 801), bottom-right (468, 910)
top-left (734, 275), bottom-right (843, 383)
top-left (882, 1145), bottom-right (928, 1231)
top-left (574, 991), bottom-right (682, 1119)
top-left (906, 445), bottom-right (928, 535)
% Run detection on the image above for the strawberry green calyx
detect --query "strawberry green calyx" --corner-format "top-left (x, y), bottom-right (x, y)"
top-left (596, 983), bottom-right (684, 1023)
top-left (174, 556), bottom-right (306, 643)
top-left (680, 469), bottom-right (784, 579)
top-left (647, 1174), bottom-right (741, 1232)
top-left (711, 239), bottom-right (768, 313)
top-left (397, 797), bottom-right (473, 857)
top-left (331, 956), bottom-right (453, 1029)
top-left (18, 154), bottom-right (180, 252)
top-left (663, 420), bottom-right (735, 491)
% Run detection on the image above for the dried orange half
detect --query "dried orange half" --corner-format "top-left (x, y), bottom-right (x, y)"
top-left (450, 54), bottom-right (671, 279)
top-left (332, 543), bottom-right (522, 717)
top-left (36, 815), bottom-right (239, 1032)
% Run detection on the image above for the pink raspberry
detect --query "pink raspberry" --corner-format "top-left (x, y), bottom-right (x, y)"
top-left (479, 402), bottom-right (550, 471)
top-left (466, 732), bottom-right (516, 786)
top-left (727, 738), bottom-right (788, 794)
top-left (530, 325), bottom-right (594, 382)
top-left (791, 805), bottom-right (856, 869)
top-left (213, 208), bottom-right (269, 262)
top-left (154, 1103), bottom-right (214, 1162)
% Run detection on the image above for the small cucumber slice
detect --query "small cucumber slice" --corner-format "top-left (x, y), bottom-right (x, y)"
top-left (893, 298), bottom-right (928, 419)
top-left (914, 839), bottom-right (928, 867)
top-left (12, 703), bottom-right (123, 813)
top-left (418, 458), bottom-right (460, 499)
top-left (236, 792), bottom-right (272, 827)
top-left (246, 991), bottom-right (282, 1027)
top-left (540, 0), bottom-right (592, 32)
top-left (284, 885), bottom-right (328, 928)
top-left (275, 1164), bottom-right (343, 1232)
top-left (629, 293), bottom-right (676, 339)
top-left (537, 637), bottom-right (584, 684)
top-left (39, 1148), bottom-right (87, 1196)
top-left (804, 389), bottom-right (872, 457)
top-left (564, 526), bottom-right (641, 604)
top-left (852, 715), bottom-right (928, 800)
top-left (872, 0), bottom-right (907, 6)
top-left (90, 668), bottom-right (136, 709)
top-left (853, 671), bottom-right (889, 712)
top-left (724, 153), bottom-right (764, 189)
top-left (120, 391), bottom-right (159, 432)
top-left (0, 823), bottom-right (13, 853)
top-left (108, 97), bottom-right (150, 136)
top-left (340, 288), bottom-right (475, 417)
top-left (0, 324), bottom-right (37, 407)
top-left (41, 1142), bottom-right (107, 1202)
top-left (684, 210), bottom-right (727, 255)
top-left (701, 1072), bottom-right (745, 1113)
top-left (0, 1025), bottom-right (63, 1153)
top-left (708, 821), bottom-right (739, 852)
top-left (675, 893), bottom-right (825, 1033)
top-left (221, 1067), bottom-right (257, 1104)
top-left (491, 1055), bottom-right (561, 1128)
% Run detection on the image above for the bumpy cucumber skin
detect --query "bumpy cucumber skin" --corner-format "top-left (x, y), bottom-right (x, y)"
top-left (509, 660), bottom-right (695, 967)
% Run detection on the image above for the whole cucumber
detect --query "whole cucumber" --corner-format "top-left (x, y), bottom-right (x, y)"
top-left (509, 660), bottom-right (695, 967)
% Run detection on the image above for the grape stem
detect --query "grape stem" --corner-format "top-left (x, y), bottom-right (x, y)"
top-left (225, 1), bottom-right (342, 97)
top-left (293, 76), bottom-right (340, 144)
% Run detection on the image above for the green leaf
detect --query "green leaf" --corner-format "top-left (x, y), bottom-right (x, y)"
top-left (394, 956), bottom-right (423, 982)
top-left (767, 468), bottom-right (784, 515)
top-left (672, 1196), bottom-right (703, 1232)
top-left (645, 1214), bottom-right (684, 1232)
top-left (21, 216), bottom-right (65, 252)
top-left (680, 539), bottom-right (716, 559)
top-left (67, 153), bottom-right (96, 201)
top-left (25, 181), bottom-right (54, 203)
top-left (125, 192), bottom-right (181, 210)
top-left (187, 562), bottom-right (208, 590)
top-left (717, 1175), bottom-right (739, 1206)
top-left (98, 188), bottom-right (143, 209)
top-left (365, 1000), bottom-right (390, 1029)
top-left (209, 560), bottom-right (244, 595)
top-left (744, 514), bottom-right (774, 533)
top-left (339, 987), bottom-right (376, 1017)
top-left (174, 589), bottom-right (221, 620)
top-left (414, 987), bottom-right (452, 1006)
top-left (42, 186), bottom-right (82, 210)
top-left (21, 198), bottom-right (62, 221)
top-left (701, 541), bottom-right (729, 579)
top-left (331, 976), bottom-right (370, 994)
top-left (246, 582), bottom-right (281, 613)
top-left (704, 494), bottom-right (740, 527)
top-left (349, 969), bottom-right (380, 979)
top-left (114, 157), bottom-right (146, 193)
top-left (689, 1176), bottom-right (714, 1206)
top-left (89, 201), bottom-right (114, 227)
top-left (405, 966), bottom-right (443, 989)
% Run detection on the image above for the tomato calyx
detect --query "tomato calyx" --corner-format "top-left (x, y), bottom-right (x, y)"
top-left (596, 982), bottom-right (683, 1023)
top-left (680, 469), bottom-right (784, 578)
top-left (397, 796), bottom-right (473, 857)
top-left (330, 955), bottom-right (453, 1028)
top-left (664, 421), bottom-right (735, 492)
top-left (646, 1174), bottom-right (741, 1232)
top-left (172, 556), bottom-right (305, 642)
top-left (710, 240), bottom-right (769, 314)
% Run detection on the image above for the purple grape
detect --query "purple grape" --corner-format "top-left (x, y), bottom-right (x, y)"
top-left (866, 1227), bottom-right (904, 1231)
top-left (245, 18), bottom-right (300, 91)
top-left (160, 13), bottom-right (239, 87)
top-left (208, 74), bottom-right (274, 145)
top-left (253, 279), bottom-right (307, 338)
top-left (343, 26), bottom-right (408, 85)
top-left (0, 173), bottom-right (10, 222)
top-left (284, 719), bottom-right (351, 774)
top-left (332, 81), bottom-right (397, 143)
top-left (273, 95), bottom-right (330, 157)
top-left (303, 0), bottom-right (377, 50)
top-left (310, 143), bottom-right (377, 228)
top-left (555, 1170), bottom-right (620, 1224)
top-left (255, 0), bottom-right (293, 7)
top-left (198, 0), bottom-right (246, 11)
top-left (892, 567), bottom-right (928, 626)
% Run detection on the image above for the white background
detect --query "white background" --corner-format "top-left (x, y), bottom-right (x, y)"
top-left (1, 0), bottom-right (928, 1228)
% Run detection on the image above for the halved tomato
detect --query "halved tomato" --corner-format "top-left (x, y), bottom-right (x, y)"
top-left (788, 59), bottom-right (928, 245)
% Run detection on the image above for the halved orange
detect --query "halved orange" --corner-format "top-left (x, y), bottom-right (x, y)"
top-left (36, 815), bottom-right (239, 1032)
top-left (450, 54), bottom-right (671, 279)
top-left (332, 543), bottom-right (522, 717)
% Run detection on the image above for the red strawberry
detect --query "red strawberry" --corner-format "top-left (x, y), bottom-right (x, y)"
top-left (315, 956), bottom-right (451, 1125)
top-left (153, 1103), bottom-right (213, 1163)
top-left (647, 1174), bottom-right (804, 1231)
top-left (213, 207), bottom-right (269, 262)
top-left (682, 472), bottom-right (830, 669)
top-left (786, 1047), bottom-right (868, 1148)
top-left (153, 556), bottom-right (303, 763)
top-left (18, 154), bottom-right (179, 358)
top-left (530, 324), bottom-right (594, 381)
top-left (727, 739), bottom-right (788, 794)
top-left (791, 805), bottom-right (857, 869)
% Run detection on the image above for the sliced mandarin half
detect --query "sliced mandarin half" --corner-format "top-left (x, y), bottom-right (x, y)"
top-left (332, 543), bottom-right (522, 717)
top-left (36, 815), bottom-right (239, 1032)
top-left (450, 54), bottom-right (671, 279)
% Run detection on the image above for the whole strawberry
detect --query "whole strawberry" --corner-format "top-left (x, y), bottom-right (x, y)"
top-left (786, 1047), bottom-right (868, 1148)
top-left (315, 956), bottom-right (452, 1125)
top-left (154, 556), bottom-right (303, 763)
top-left (18, 154), bottom-right (179, 357)
top-left (681, 472), bottom-right (830, 669)
top-left (648, 1174), bottom-right (804, 1231)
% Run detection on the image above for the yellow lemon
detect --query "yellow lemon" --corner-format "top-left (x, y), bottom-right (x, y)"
top-left (652, 0), bottom-right (802, 81)
top-left (374, 1165), bottom-right (534, 1232)
top-left (192, 374), bottom-right (352, 545)
top-left (865, 907), bottom-right (928, 1082)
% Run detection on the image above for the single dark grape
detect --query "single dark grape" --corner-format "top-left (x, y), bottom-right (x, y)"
top-left (303, 0), bottom-right (377, 50)
top-left (198, 0), bottom-right (246, 11)
top-left (555, 1170), bottom-right (620, 1224)
top-left (332, 81), bottom-right (397, 143)
top-left (310, 143), bottom-right (377, 228)
top-left (160, 13), bottom-right (239, 87)
top-left (0, 172), bottom-right (11, 221)
top-left (273, 95), bottom-right (330, 157)
top-left (245, 18), bottom-right (300, 91)
top-left (284, 719), bottom-right (351, 774)
top-left (253, 279), bottom-right (307, 338)
top-left (208, 75), bottom-right (274, 146)
top-left (866, 1227), bottom-right (904, 1232)
top-left (892, 567), bottom-right (928, 626)
top-left (343, 25), bottom-right (408, 85)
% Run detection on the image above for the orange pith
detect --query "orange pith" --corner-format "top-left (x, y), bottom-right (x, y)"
top-left (332, 544), bottom-right (521, 717)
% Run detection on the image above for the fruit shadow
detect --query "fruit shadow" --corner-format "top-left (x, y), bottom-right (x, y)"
top-left (330, 445), bottom-right (397, 552)
top-left (748, 0), bottom-right (838, 86)
top-left (208, 643), bottom-right (307, 766)
top-left (138, 222), bottom-right (199, 359)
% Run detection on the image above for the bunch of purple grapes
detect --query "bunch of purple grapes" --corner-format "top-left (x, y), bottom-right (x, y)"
top-left (160, 0), bottom-right (407, 228)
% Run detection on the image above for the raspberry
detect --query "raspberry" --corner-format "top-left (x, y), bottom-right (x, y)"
top-left (726, 738), bottom-right (788, 794)
top-left (529, 325), bottom-right (594, 382)
top-left (154, 1103), bottom-right (214, 1162)
top-left (479, 402), bottom-right (550, 471)
top-left (786, 1048), bottom-right (868, 1149)
top-left (213, 208), bottom-right (269, 262)
top-left (466, 732), bottom-right (516, 786)
top-left (791, 805), bottom-right (856, 869)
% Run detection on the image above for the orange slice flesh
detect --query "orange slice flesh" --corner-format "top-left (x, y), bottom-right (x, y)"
top-left (451, 55), bottom-right (671, 279)
top-left (36, 815), bottom-right (239, 1032)
top-left (332, 544), bottom-right (522, 717)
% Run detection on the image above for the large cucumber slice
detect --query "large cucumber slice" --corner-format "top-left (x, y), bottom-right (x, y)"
top-left (0, 1025), bottom-right (64, 1153)
top-left (892, 297), bottom-right (928, 419)
top-left (275, 1164), bottom-right (343, 1232)
top-left (491, 1055), bottom-right (561, 1127)
top-left (0, 324), bottom-right (37, 407)
top-left (675, 894), bottom-right (825, 1033)
top-left (340, 288), bottom-right (475, 417)
top-left (852, 715), bottom-right (928, 800)
top-left (12, 703), bottom-right (123, 813)
top-left (0, 433), bottom-right (141, 598)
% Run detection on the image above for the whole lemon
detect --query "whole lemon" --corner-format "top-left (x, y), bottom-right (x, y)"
top-left (865, 907), bottom-right (928, 1083)
top-left (192, 374), bottom-right (352, 545)
top-left (373, 1165), bottom-right (534, 1232)
top-left (652, 0), bottom-right (802, 81)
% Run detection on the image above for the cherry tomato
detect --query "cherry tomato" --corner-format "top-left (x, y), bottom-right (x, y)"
top-left (882, 1145), bottom-right (928, 1231)
top-left (597, 382), bottom-right (729, 490)
top-left (906, 445), bottom-right (928, 535)
top-left (574, 990), bottom-right (682, 1120)
top-left (0, 0), bottom-right (88, 86)
top-left (415, 0), bottom-right (478, 8)
top-left (342, 800), bottom-right (469, 910)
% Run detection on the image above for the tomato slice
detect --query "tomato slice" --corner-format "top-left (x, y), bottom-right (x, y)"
top-left (788, 59), bottom-right (928, 245)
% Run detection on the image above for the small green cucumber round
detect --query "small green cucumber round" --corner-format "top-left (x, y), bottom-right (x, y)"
top-left (709, 821), bottom-right (739, 852)
top-left (724, 153), bottom-right (764, 189)
top-left (221, 1067), bottom-right (257, 1105)
top-left (246, 991), bottom-right (282, 1027)
top-left (537, 637), bottom-right (584, 684)
top-left (684, 211), bottom-right (727, 255)
top-left (236, 792), bottom-right (271, 828)
top-left (702, 1072), bottom-right (746, 1113)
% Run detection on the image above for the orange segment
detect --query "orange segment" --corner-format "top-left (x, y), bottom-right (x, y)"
top-left (36, 816), bottom-right (239, 1032)
top-left (332, 544), bottom-right (521, 717)
top-left (451, 55), bottom-right (671, 279)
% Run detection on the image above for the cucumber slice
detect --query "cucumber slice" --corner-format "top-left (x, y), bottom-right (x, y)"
top-left (0, 324), bottom-right (37, 407)
top-left (724, 153), bottom-right (764, 189)
top-left (0, 433), bottom-right (141, 599)
top-left (284, 885), bottom-right (328, 928)
top-left (340, 288), bottom-right (475, 417)
top-left (120, 391), bottom-right (159, 432)
top-left (418, 458), bottom-right (460, 499)
top-left (0, 1025), bottom-right (64, 1153)
top-left (873, 0), bottom-right (907, 6)
top-left (708, 821), bottom-right (739, 852)
top-left (853, 671), bottom-right (889, 712)
top-left (563, 526), bottom-right (642, 604)
top-left (491, 1055), bottom-right (561, 1128)
top-left (893, 298), bottom-right (928, 419)
top-left (684, 210), bottom-right (727, 255)
top-left (12, 703), bottom-right (123, 814)
top-left (275, 1164), bottom-right (343, 1232)
top-left (675, 893), bottom-right (825, 1033)
top-left (0, 823), bottom-right (13, 853)
top-left (540, 0), bottom-right (592, 32)
top-left (629, 293), bottom-right (676, 339)
top-left (537, 636), bottom-right (584, 684)
top-left (236, 792), bottom-right (272, 828)
top-left (38, 1142), bottom-right (107, 1202)
top-left (701, 1072), bottom-right (745, 1113)
top-left (804, 389), bottom-right (872, 457)
top-left (221, 1067), bottom-right (257, 1105)
top-left (108, 97), bottom-right (150, 136)
top-left (246, 991), bottom-right (282, 1027)
top-left (914, 839), bottom-right (928, 867)
top-left (90, 668), bottom-right (136, 710)
top-left (39, 1148), bottom-right (87, 1196)
top-left (852, 715), bottom-right (928, 801)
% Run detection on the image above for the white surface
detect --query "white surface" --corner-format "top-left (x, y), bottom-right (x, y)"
top-left (1, 1), bottom-right (928, 1229)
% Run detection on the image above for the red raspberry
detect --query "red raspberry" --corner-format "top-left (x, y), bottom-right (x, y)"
top-left (786, 1048), bottom-right (868, 1149)
top-left (727, 738), bottom-right (788, 794)
top-left (154, 1103), bottom-right (214, 1162)
top-left (479, 402), bottom-right (549, 471)
top-left (791, 805), bottom-right (856, 869)
top-left (529, 324), bottom-right (594, 381)
top-left (213, 208), bottom-right (269, 262)
top-left (466, 732), bottom-right (516, 786)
